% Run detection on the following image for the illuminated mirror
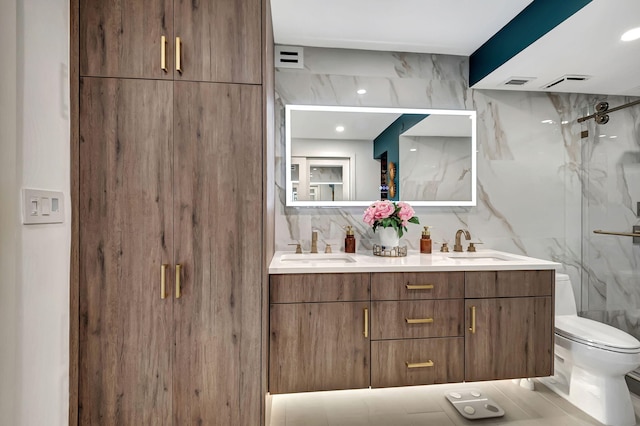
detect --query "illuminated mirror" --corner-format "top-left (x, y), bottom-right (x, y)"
top-left (285, 105), bottom-right (477, 207)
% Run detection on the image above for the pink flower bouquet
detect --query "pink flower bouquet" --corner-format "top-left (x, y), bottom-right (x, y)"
top-left (363, 200), bottom-right (419, 238)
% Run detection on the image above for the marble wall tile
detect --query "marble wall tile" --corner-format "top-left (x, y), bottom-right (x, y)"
top-left (273, 46), bottom-right (640, 336)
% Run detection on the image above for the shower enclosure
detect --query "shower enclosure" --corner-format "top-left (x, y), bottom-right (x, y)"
top-left (579, 98), bottom-right (640, 383)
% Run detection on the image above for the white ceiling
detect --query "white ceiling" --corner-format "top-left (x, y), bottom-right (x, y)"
top-left (291, 110), bottom-right (400, 140)
top-left (271, 0), bottom-right (640, 96)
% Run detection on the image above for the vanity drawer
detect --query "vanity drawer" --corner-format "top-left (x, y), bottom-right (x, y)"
top-left (371, 272), bottom-right (464, 300)
top-left (465, 270), bottom-right (553, 298)
top-left (371, 300), bottom-right (463, 340)
top-left (371, 337), bottom-right (464, 388)
top-left (270, 273), bottom-right (370, 303)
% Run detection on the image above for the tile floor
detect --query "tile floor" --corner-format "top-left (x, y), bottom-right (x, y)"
top-left (267, 379), bottom-right (640, 426)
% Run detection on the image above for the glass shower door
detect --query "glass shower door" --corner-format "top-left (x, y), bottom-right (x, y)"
top-left (580, 100), bottom-right (640, 370)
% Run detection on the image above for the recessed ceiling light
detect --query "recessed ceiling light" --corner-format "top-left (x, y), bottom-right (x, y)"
top-left (335, 125), bottom-right (345, 132)
top-left (561, 120), bottom-right (569, 124)
top-left (410, 148), bottom-right (417, 152)
top-left (356, 89), bottom-right (367, 95)
top-left (621, 27), bottom-right (640, 42)
top-left (541, 119), bottom-right (554, 124)
top-left (609, 135), bottom-right (618, 139)
top-left (599, 134), bottom-right (607, 138)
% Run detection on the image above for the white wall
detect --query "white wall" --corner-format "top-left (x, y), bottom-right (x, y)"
top-left (0, 0), bottom-right (20, 423)
top-left (1, 0), bottom-right (70, 424)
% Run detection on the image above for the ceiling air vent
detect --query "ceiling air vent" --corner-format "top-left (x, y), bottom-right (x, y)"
top-left (543, 75), bottom-right (591, 89)
top-left (502, 77), bottom-right (535, 86)
top-left (275, 45), bottom-right (304, 69)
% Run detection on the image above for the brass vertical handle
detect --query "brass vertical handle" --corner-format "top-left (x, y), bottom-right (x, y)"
top-left (469, 306), bottom-right (476, 334)
top-left (175, 37), bottom-right (182, 73)
top-left (175, 264), bottom-right (182, 298)
top-left (363, 307), bottom-right (368, 338)
top-left (160, 264), bottom-right (168, 299)
top-left (161, 36), bottom-right (167, 71)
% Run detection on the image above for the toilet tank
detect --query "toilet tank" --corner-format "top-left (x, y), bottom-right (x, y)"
top-left (555, 273), bottom-right (577, 316)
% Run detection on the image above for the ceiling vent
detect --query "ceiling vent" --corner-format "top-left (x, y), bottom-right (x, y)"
top-left (543, 75), bottom-right (591, 89)
top-left (275, 45), bottom-right (304, 69)
top-left (502, 77), bottom-right (535, 86)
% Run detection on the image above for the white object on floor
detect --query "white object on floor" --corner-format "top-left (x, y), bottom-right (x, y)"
top-left (444, 389), bottom-right (505, 420)
top-left (541, 273), bottom-right (640, 426)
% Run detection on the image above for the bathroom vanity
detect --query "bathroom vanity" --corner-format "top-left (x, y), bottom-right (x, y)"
top-left (268, 250), bottom-right (559, 394)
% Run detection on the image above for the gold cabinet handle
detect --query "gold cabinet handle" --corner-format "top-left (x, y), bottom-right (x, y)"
top-left (161, 35), bottom-right (167, 72)
top-left (363, 307), bottom-right (368, 338)
top-left (469, 305), bottom-right (476, 334)
top-left (175, 37), bottom-right (182, 73)
top-left (405, 284), bottom-right (434, 290)
top-left (175, 264), bottom-right (182, 299)
top-left (406, 360), bottom-right (434, 369)
top-left (160, 264), bottom-right (168, 299)
top-left (405, 318), bottom-right (434, 324)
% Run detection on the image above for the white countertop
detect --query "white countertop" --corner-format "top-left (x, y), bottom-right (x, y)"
top-left (268, 249), bottom-right (561, 274)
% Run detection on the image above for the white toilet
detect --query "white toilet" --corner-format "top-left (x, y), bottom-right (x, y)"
top-left (541, 273), bottom-right (640, 426)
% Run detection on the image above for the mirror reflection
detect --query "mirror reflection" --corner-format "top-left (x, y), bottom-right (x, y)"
top-left (285, 105), bottom-right (477, 207)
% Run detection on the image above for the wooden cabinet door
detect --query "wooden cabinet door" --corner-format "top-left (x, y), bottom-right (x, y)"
top-left (79, 77), bottom-right (174, 425)
top-left (80, 0), bottom-right (174, 79)
top-left (172, 81), bottom-right (262, 425)
top-left (269, 302), bottom-right (371, 394)
top-left (465, 297), bottom-right (553, 382)
top-left (174, 0), bottom-right (261, 84)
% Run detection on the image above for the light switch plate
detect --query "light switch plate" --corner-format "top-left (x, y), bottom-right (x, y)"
top-left (22, 189), bottom-right (65, 224)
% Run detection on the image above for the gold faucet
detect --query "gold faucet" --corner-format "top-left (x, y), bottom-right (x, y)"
top-left (454, 229), bottom-right (471, 252)
top-left (311, 230), bottom-right (318, 253)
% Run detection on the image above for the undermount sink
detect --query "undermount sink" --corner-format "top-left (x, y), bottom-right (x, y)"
top-left (279, 253), bottom-right (356, 263)
top-left (447, 254), bottom-right (517, 261)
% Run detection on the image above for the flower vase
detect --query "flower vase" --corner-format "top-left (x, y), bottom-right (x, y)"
top-left (377, 227), bottom-right (400, 248)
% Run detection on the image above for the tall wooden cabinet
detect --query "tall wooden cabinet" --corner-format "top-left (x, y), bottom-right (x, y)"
top-left (73, 0), bottom-right (268, 424)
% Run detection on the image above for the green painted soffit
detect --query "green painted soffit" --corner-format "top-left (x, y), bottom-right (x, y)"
top-left (469, 0), bottom-right (592, 86)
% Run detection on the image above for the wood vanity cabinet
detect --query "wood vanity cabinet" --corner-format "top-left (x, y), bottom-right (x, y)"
top-left (267, 269), bottom-right (555, 394)
top-left (269, 274), bottom-right (371, 394)
top-left (80, 0), bottom-right (261, 83)
top-left (370, 272), bottom-right (465, 388)
top-left (464, 270), bottom-right (554, 382)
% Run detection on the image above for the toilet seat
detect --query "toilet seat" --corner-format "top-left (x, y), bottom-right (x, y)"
top-left (555, 316), bottom-right (640, 354)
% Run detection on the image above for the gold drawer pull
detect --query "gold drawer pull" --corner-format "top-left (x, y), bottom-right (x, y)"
top-left (406, 360), bottom-right (434, 369)
top-left (160, 36), bottom-right (167, 71)
top-left (469, 305), bottom-right (476, 334)
top-left (405, 318), bottom-right (434, 324)
top-left (405, 284), bottom-right (434, 290)
top-left (175, 264), bottom-right (182, 299)
top-left (160, 263), bottom-right (168, 299)
top-left (363, 307), bottom-right (369, 338)
top-left (175, 37), bottom-right (182, 73)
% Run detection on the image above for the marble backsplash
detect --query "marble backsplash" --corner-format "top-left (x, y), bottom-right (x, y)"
top-left (273, 46), bottom-right (640, 337)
